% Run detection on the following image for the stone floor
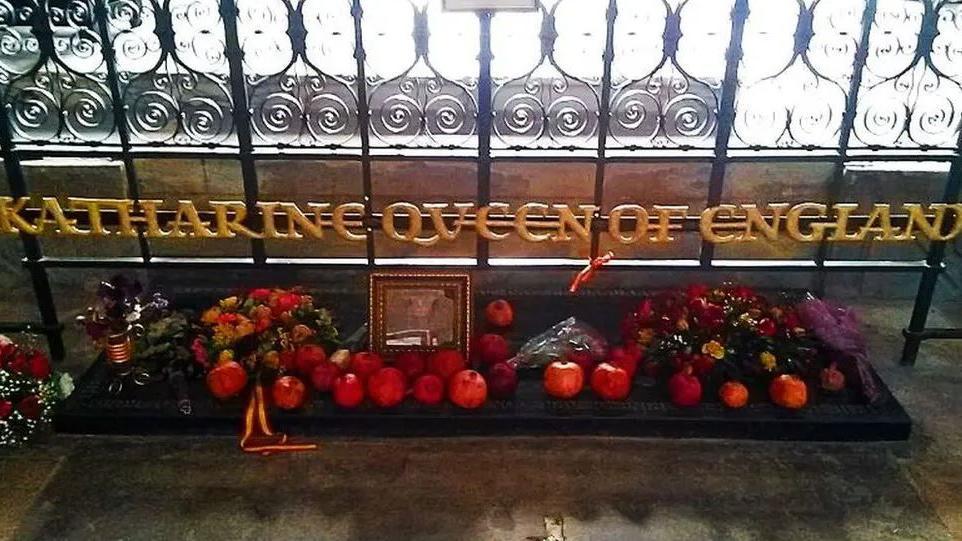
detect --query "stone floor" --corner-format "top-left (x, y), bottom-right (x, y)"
top-left (1, 300), bottom-right (961, 541)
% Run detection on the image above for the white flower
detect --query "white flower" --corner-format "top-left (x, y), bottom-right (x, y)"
top-left (58, 373), bottom-right (74, 399)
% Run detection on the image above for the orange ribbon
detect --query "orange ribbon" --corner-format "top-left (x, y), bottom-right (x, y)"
top-left (569, 251), bottom-right (614, 293)
top-left (240, 383), bottom-right (317, 455)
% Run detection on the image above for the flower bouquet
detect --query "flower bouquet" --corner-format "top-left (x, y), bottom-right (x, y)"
top-left (0, 335), bottom-right (72, 446)
top-left (193, 288), bottom-right (339, 400)
top-left (622, 284), bottom-right (854, 408)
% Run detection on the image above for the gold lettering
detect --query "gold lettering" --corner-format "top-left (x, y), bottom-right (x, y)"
top-left (42, 197), bottom-right (85, 235)
top-left (828, 203), bottom-right (860, 241)
top-left (383, 202), bottom-right (423, 243)
top-left (651, 205), bottom-right (688, 242)
top-left (419, 202), bottom-right (474, 246)
top-left (741, 203), bottom-right (789, 241)
top-left (139, 200), bottom-right (167, 237)
top-left (209, 201), bottom-right (262, 239)
top-left (166, 200), bottom-right (214, 238)
top-left (476, 203), bottom-right (511, 241)
top-left (699, 205), bottom-right (739, 244)
top-left (856, 204), bottom-right (900, 241)
top-left (897, 203), bottom-right (947, 241)
top-left (786, 202), bottom-right (828, 242)
top-left (551, 204), bottom-right (596, 242)
top-left (515, 202), bottom-right (552, 242)
top-left (0, 197), bottom-right (41, 234)
top-left (333, 202), bottom-right (366, 242)
top-left (256, 202), bottom-right (327, 240)
top-left (607, 204), bottom-right (649, 244)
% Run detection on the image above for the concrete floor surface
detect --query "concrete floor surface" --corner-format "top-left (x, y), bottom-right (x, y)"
top-left (1, 300), bottom-right (961, 541)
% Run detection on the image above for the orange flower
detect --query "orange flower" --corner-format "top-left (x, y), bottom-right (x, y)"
top-left (201, 307), bottom-right (222, 325)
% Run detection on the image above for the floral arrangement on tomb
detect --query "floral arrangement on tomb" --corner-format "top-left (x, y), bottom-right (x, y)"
top-left (193, 288), bottom-right (339, 401)
top-left (0, 335), bottom-right (72, 447)
top-left (620, 284), bottom-right (859, 408)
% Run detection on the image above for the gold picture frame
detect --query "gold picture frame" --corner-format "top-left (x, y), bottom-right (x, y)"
top-left (369, 272), bottom-right (472, 357)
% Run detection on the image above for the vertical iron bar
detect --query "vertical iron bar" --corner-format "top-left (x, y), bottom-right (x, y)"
top-left (901, 144), bottom-right (962, 365)
top-left (352, 0), bottom-right (375, 265)
top-left (0, 109), bottom-right (65, 360)
top-left (94, 0), bottom-right (151, 261)
top-left (476, 10), bottom-right (492, 267)
top-left (814, 0), bottom-right (877, 296)
top-left (591, 0), bottom-right (617, 259)
top-left (700, 0), bottom-right (749, 266)
top-left (221, 0), bottom-right (266, 264)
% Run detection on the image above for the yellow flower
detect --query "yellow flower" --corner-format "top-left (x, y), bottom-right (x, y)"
top-left (201, 307), bottom-right (222, 325)
top-left (234, 318), bottom-right (255, 338)
top-left (702, 340), bottom-right (725, 360)
top-left (637, 328), bottom-right (656, 346)
top-left (217, 350), bottom-right (234, 365)
top-left (219, 296), bottom-right (240, 310)
top-left (759, 351), bottom-right (777, 371)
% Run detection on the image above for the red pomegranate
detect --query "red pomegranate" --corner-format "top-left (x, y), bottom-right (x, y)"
top-left (566, 347), bottom-right (596, 376)
top-left (668, 367), bottom-right (702, 407)
top-left (367, 367), bottom-right (407, 408)
top-left (820, 363), bottom-right (845, 392)
top-left (310, 361), bottom-right (341, 392)
top-left (272, 376), bottom-right (307, 410)
top-left (332, 373), bottom-right (365, 408)
top-left (590, 363), bottom-right (631, 401)
top-left (608, 346), bottom-right (640, 379)
top-left (427, 349), bottom-right (466, 382)
top-left (448, 370), bottom-right (487, 409)
top-left (484, 299), bottom-right (514, 328)
top-left (206, 361), bottom-right (248, 399)
top-left (412, 374), bottom-right (445, 406)
top-left (486, 362), bottom-right (518, 399)
top-left (349, 351), bottom-right (384, 383)
top-left (294, 344), bottom-right (327, 377)
top-left (394, 352), bottom-right (426, 380)
top-left (719, 381), bottom-right (749, 409)
top-left (769, 374), bottom-right (807, 409)
top-left (543, 360), bottom-right (584, 400)
top-left (477, 333), bottom-right (511, 366)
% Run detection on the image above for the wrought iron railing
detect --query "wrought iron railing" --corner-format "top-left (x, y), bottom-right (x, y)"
top-left (0, 0), bottom-right (959, 364)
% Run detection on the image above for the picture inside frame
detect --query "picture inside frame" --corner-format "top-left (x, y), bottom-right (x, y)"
top-left (369, 273), bottom-right (471, 356)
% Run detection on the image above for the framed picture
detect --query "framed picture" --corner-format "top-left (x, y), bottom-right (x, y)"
top-left (369, 272), bottom-right (472, 357)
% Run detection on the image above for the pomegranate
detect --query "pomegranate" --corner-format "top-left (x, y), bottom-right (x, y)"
top-left (770, 374), bottom-right (807, 409)
top-left (332, 373), bottom-right (365, 408)
top-left (543, 360), bottom-right (584, 400)
top-left (310, 361), bottom-right (341, 392)
top-left (427, 349), bottom-right (466, 382)
top-left (448, 370), bottom-right (487, 409)
top-left (484, 299), bottom-right (514, 328)
top-left (486, 362), bottom-right (518, 399)
top-left (271, 375), bottom-right (307, 410)
top-left (668, 368), bottom-right (702, 407)
top-left (477, 333), bottom-right (511, 366)
top-left (608, 346), bottom-right (639, 379)
top-left (394, 352), bottom-right (426, 380)
top-left (567, 347), bottom-right (596, 376)
top-left (367, 367), bottom-right (407, 408)
top-left (412, 374), bottom-right (445, 405)
top-left (206, 361), bottom-right (248, 399)
top-left (294, 344), bottom-right (327, 377)
top-left (349, 351), bottom-right (384, 383)
top-left (719, 381), bottom-right (749, 409)
top-left (590, 363), bottom-right (631, 401)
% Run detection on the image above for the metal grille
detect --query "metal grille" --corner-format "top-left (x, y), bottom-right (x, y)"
top-left (0, 0), bottom-right (959, 364)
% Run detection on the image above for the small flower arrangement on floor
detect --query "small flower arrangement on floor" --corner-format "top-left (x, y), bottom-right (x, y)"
top-left (0, 335), bottom-right (72, 447)
top-left (193, 288), bottom-right (339, 401)
top-left (621, 284), bottom-right (854, 409)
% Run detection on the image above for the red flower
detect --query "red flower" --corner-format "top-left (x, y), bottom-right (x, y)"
top-left (27, 351), bottom-right (51, 380)
top-left (7, 352), bottom-right (28, 374)
top-left (636, 298), bottom-right (655, 322)
top-left (190, 337), bottom-right (209, 368)
top-left (0, 400), bottom-right (11, 419)
top-left (697, 303), bottom-right (726, 331)
top-left (250, 288), bottom-right (272, 302)
top-left (730, 286), bottom-right (756, 300)
top-left (271, 292), bottom-right (301, 316)
top-left (691, 354), bottom-right (715, 376)
top-left (217, 313), bottom-right (239, 325)
top-left (17, 394), bottom-right (41, 420)
top-left (784, 311), bottom-right (802, 330)
top-left (254, 317), bottom-right (272, 333)
top-left (685, 283), bottom-right (710, 300)
top-left (757, 318), bottom-right (777, 337)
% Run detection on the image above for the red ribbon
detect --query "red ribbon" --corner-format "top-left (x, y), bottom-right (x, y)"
top-left (240, 383), bottom-right (317, 455)
top-left (569, 251), bottom-right (614, 293)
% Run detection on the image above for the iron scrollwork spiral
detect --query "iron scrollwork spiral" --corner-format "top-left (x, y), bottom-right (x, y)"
top-left (110, 0), bottom-right (234, 146)
top-left (241, 0), bottom-right (359, 147)
top-left (607, 0), bottom-right (729, 149)
top-left (852, 0), bottom-right (962, 148)
top-left (2, 0), bottom-right (116, 143)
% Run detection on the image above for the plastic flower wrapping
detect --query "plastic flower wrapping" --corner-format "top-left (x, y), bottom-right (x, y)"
top-left (0, 335), bottom-right (72, 447)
